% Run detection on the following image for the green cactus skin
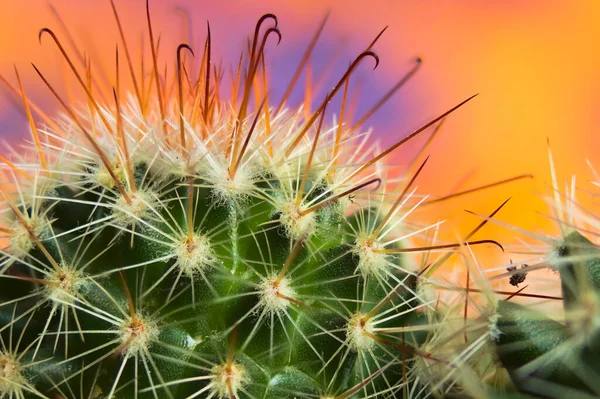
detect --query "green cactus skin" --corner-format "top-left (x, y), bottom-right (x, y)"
top-left (0, 5), bottom-right (487, 398)
top-left (0, 129), bottom-right (436, 399)
top-left (493, 231), bottom-right (600, 399)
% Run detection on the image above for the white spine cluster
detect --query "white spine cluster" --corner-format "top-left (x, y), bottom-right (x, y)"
top-left (347, 312), bottom-right (376, 352)
top-left (258, 275), bottom-right (296, 315)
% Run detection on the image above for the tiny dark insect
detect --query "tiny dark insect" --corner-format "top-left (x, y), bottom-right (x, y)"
top-left (507, 263), bottom-right (528, 287)
top-left (348, 194), bottom-right (356, 204)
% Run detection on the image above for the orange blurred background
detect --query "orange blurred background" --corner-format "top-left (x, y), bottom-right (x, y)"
top-left (1, 0), bottom-right (599, 297)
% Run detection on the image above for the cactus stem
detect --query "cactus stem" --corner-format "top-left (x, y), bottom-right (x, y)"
top-left (0, 8), bottom-right (488, 396)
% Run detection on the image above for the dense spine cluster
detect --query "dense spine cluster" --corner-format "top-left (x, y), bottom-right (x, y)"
top-left (491, 214), bottom-right (600, 397)
top-left (416, 154), bottom-right (600, 399)
top-left (3, 1), bottom-right (591, 399)
top-left (0, 3), bottom-right (484, 398)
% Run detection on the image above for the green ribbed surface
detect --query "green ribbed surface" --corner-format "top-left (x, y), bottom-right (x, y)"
top-left (1, 162), bottom-right (427, 398)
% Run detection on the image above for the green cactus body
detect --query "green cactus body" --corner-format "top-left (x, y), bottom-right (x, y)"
top-left (493, 231), bottom-right (600, 398)
top-left (0, 5), bottom-right (478, 398)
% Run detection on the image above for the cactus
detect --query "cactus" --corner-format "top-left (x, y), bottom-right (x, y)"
top-left (414, 150), bottom-right (600, 399)
top-left (485, 154), bottom-right (600, 398)
top-left (0, 3), bottom-right (492, 398)
top-left (492, 228), bottom-right (600, 397)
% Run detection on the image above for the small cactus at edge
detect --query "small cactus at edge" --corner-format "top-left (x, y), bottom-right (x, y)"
top-left (416, 154), bottom-right (600, 399)
top-left (492, 231), bottom-right (600, 398)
